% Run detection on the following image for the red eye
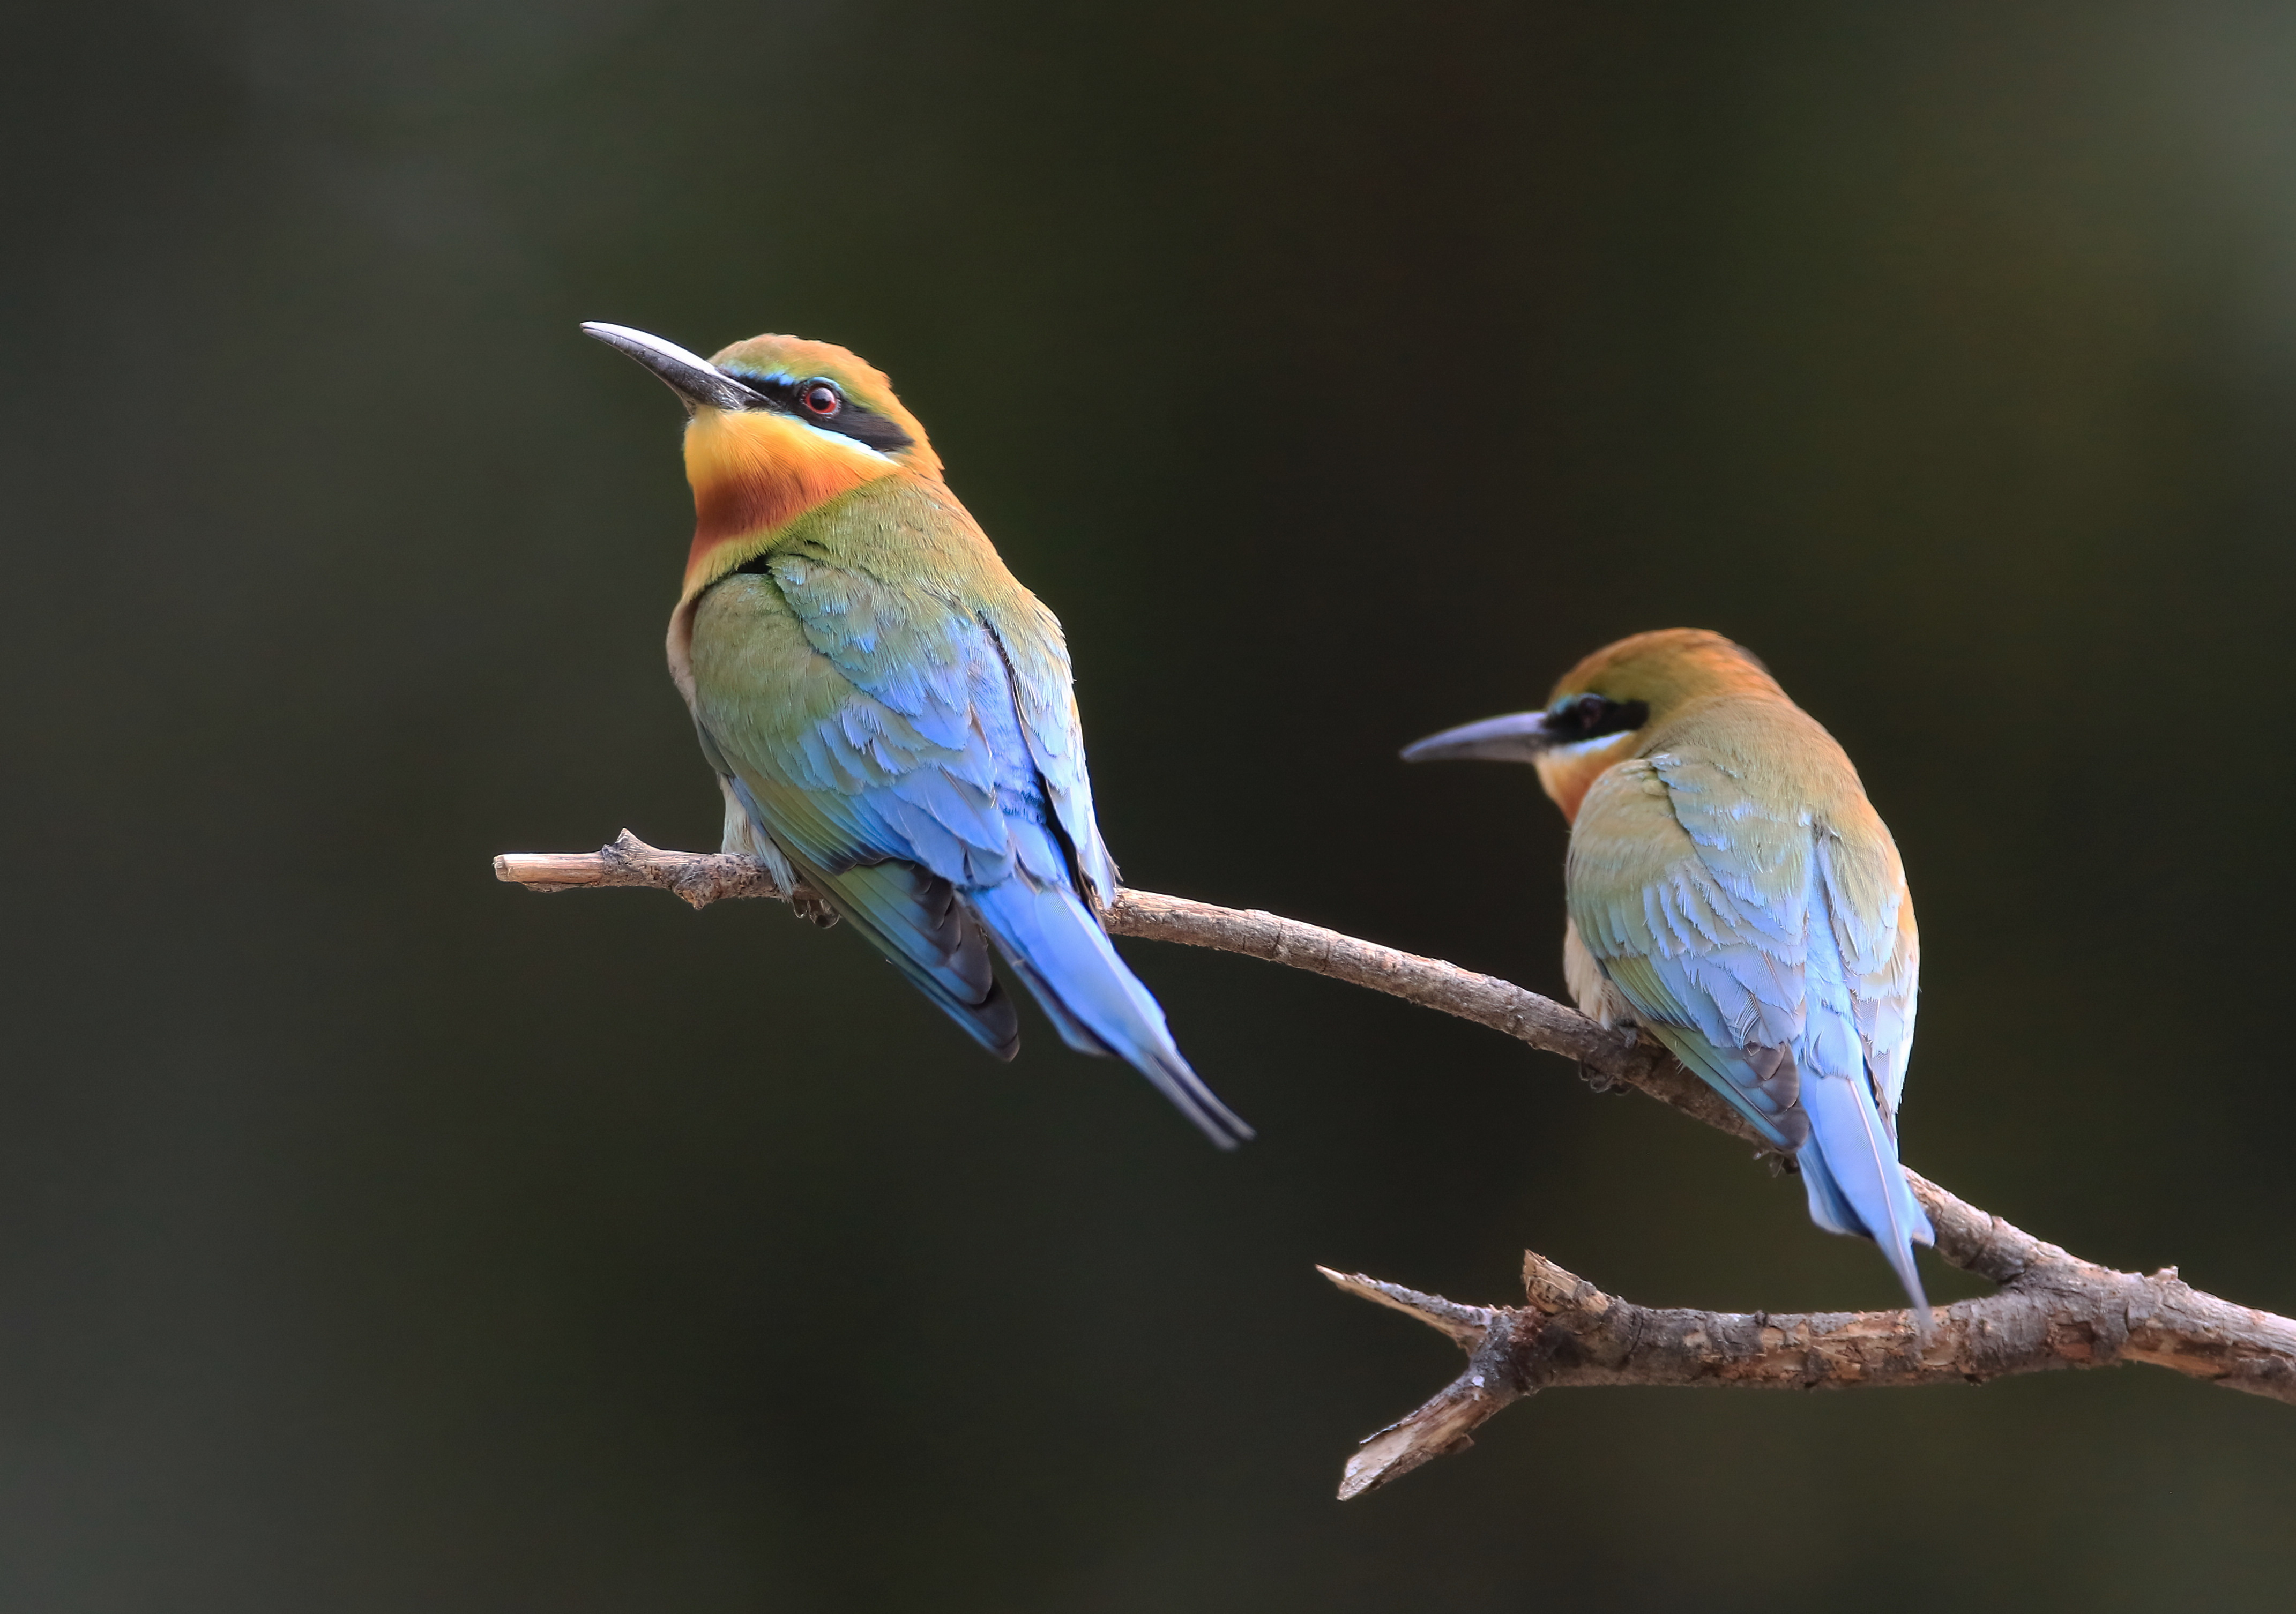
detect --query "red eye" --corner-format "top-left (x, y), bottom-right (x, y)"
top-left (802, 383), bottom-right (840, 416)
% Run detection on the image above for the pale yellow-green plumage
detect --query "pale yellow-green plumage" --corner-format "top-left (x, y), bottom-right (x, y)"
top-left (1406, 629), bottom-right (1932, 1316)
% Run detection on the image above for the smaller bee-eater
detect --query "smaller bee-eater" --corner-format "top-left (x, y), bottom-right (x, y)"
top-left (583, 321), bottom-right (1248, 1147)
top-left (1404, 630), bottom-right (1932, 1316)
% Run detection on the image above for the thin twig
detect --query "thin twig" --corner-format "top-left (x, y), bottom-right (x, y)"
top-left (494, 833), bottom-right (2296, 1493)
top-left (494, 832), bottom-right (811, 909)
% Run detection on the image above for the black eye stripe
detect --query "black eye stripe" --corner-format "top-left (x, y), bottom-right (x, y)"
top-left (721, 370), bottom-right (916, 454)
top-left (1546, 693), bottom-right (1649, 742)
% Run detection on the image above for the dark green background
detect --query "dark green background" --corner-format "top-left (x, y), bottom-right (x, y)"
top-left (6, 1), bottom-right (2293, 1608)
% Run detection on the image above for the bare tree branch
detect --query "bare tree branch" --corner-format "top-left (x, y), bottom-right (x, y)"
top-left (494, 832), bottom-right (2296, 1493)
top-left (1318, 1247), bottom-right (2296, 1497)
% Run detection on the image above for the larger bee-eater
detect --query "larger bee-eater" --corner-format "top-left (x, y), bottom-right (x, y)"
top-left (1404, 630), bottom-right (1932, 1315)
top-left (583, 322), bottom-right (1248, 1148)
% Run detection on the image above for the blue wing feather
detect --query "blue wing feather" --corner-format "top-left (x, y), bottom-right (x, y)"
top-left (1572, 751), bottom-right (1928, 1314)
top-left (689, 561), bottom-right (1248, 1146)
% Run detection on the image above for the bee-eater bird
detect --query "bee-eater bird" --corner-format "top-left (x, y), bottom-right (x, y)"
top-left (1403, 629), bottom-right (1932, 1315)
top-left (582, 322), bottom-right (1249, 1147)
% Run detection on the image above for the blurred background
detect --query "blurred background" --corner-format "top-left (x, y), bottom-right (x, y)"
top-left (5, 1), bottom-right (2295, 1608)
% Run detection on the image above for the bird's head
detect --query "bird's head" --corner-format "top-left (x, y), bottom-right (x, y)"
top-left (582, 323), bottom-right (940, 598)
top-left (1402, 628), bottom-right (1779, 822)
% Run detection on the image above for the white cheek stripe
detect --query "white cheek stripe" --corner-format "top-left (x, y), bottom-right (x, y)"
top-left (722, 367), bottom-right (898, 464)
top-left (794, 416), bottom-right (897, 463)
top-left (1550, 730), bottom-right (1639, 760)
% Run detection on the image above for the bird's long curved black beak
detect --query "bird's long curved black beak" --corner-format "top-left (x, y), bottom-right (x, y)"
top-left (580, 322), bottom-right (765, 413)
top-left (1400, 710), bottom-right (1555, 764)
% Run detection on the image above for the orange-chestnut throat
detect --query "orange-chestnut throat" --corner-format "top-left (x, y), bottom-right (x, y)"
top-left (678, 407), bottom-right (905, 599)
top-left (1533, 729), bottom-right (1644, 824)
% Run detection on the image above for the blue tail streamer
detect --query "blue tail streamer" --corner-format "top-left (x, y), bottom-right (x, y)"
top-left (1798, 1070), bottom-right (1935, 1322)
top-left (967, 879), bottom-right (1253, 1149)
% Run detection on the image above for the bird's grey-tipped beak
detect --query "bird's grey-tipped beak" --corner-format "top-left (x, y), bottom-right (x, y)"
top-left (1400, 710), bottom-right (1556, 764)
top-left (580, 322), bottom-right (765, 413)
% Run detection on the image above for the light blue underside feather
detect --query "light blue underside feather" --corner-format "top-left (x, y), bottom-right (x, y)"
top-left (1798, 1068), bottom-right (1933, 1312)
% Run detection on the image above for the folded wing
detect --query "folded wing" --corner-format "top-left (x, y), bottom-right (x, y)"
top-left (1568, 742), bottom-right (1930, 1309)
top-left (687, 552), bottom-right (1248, 1146)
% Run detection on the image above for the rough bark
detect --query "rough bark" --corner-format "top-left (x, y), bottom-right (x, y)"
top-left (494, 832), bottom-right (2296, 1495)
top-left (1320, 1249), bottom-right (2296, 1497)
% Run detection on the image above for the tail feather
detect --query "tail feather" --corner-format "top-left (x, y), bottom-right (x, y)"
top-left (1798, 1070), bottom-right (1934, 1326)
top-left (1640, 1025), bottom-right (1806, 1153)
top-left (808, 858), bottom-right (1022, 1060)
top-left (967, 879), bottom-right (1253, 1149)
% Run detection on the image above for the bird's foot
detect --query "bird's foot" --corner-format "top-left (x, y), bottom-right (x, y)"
top-left (1577, 1060), bottom-right (1617, 1094)
top-left (792, 895), bottom-right (840, 929)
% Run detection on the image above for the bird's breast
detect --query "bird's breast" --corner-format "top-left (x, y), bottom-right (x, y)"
top-left (680, 408), bottom-right (900, 598)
